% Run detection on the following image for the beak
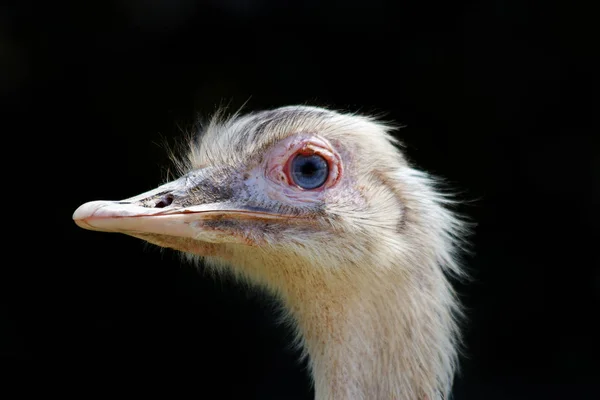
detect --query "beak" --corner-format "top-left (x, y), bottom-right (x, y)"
top-left (72, 169), bottom-right (286, 244)
top-left (73, 198), bottom-right (238, 237)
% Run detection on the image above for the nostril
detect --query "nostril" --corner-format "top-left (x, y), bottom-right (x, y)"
top-left (154, 194), bottom-right (174, 208)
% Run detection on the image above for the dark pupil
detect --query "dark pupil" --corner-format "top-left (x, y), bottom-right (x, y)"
top-left (301, 160), bottom-right (317, 175)
top-left (291, 154), bottom-right (328, 189)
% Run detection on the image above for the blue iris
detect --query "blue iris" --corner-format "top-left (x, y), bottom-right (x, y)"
top-left (290, 154), bottom-right (329, 189)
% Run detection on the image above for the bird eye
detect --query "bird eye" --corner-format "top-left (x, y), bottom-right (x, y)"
top-left (290, 153), bottom-right (329, 189)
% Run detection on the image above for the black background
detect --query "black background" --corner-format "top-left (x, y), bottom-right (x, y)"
top-left (2, 1), bottom-right (598, 398)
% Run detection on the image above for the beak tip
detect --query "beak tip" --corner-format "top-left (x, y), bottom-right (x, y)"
top-left (73, 200), bottom-right (105, 220)
top-left (73, 201), bottom-right (115, 231)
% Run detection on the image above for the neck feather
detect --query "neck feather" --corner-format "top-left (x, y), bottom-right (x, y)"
top-left (276, 263), bottom-right (459, 400)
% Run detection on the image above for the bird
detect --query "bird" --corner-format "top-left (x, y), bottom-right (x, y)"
top-left (73, 105), bottom-right (468, 400)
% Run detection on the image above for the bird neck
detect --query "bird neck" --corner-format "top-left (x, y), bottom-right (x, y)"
top-left (279, 267), bottom-right (455, 400)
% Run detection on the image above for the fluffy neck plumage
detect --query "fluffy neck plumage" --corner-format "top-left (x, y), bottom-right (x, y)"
top-left (276, 262), bottom-right (458, 400)
top-left (196, 214), bottom-right (462, 399)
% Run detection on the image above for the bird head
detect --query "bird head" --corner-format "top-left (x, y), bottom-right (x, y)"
top-left (74, 106), bottom-right (460, 291)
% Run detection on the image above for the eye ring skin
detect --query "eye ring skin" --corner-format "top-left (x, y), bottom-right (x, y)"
top-left (244, 134), bottom-right (343, 205)
top-left (280, 136), bottom-right (342, 192)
